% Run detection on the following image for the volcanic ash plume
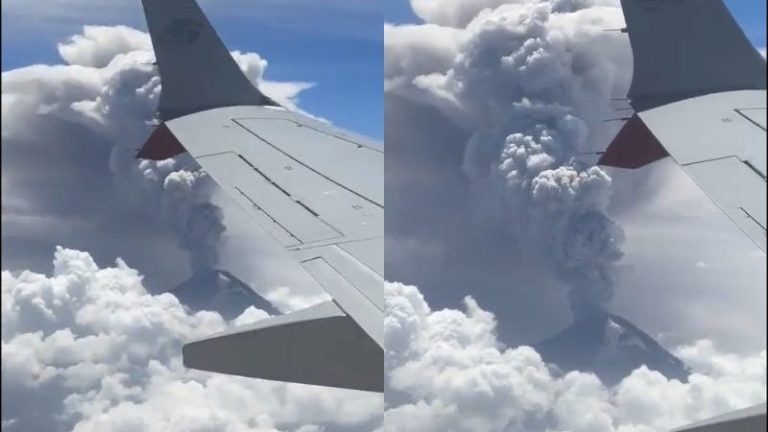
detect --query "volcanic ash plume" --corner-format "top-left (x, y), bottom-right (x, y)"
top-left (2, 25), bottom-right (311, 292)
top-left (389, 1), bottom-right (632, 318)
top-left (161, 169), bottom-right (226, 272)
top-left (495, 115), bottom-right (624, 318)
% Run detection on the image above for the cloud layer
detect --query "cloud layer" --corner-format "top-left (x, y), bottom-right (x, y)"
top-left (383, 281), bottom-right (766, 432)
top-left (3, 249), bottom-right (763, 432)
top-left (2, 247), bottom-right (383, 432)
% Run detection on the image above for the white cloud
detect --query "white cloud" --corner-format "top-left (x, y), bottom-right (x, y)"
top-left (1, 247), bottom-right (382, 432)
top-left (409, 0), bottom-right (514, 27)
top-left (383, 281), bottom-right (766, 432)
top-left (57, 25), bottom-right (152, 68)
top-left (383, 23), bottom-right (464, 92)
top-left (7, 257), bottom-right (761, 432)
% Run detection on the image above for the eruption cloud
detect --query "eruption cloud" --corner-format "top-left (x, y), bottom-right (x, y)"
top-left (2, 25), bottom-right (313, 283)
top-left (386, 0), bottom-right (632, 318)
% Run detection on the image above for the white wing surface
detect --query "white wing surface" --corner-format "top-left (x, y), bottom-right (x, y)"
top-left (599, 0), bottom-right (766, 253)
top-left (138, 0), bottom-right (383, 392)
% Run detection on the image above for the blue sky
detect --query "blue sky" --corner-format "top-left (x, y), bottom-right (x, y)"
top-left (2, 0), bottom-right (763, 141)
top-left (384, 0), bottom-right (767, 49)
top-left (1, 0), bottom-right (383, 140)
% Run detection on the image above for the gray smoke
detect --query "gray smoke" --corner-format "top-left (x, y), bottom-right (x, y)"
top-left (387, 0), bottom-right (631, 318)
top-left (2, 25), bottom-right (311, 282)
top-left (55, 29), bottom-right (230, 274)
top-left (491, 119), bottom-right (625, 317)
top-left (161, 170), bottom-right (227, 272)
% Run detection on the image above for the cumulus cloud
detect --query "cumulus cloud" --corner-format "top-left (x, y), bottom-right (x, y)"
top-left (5, 253), bottom-right (761, 432)
top-left (383, 282), bottom-right (766, 432)
top-left (57, 25), bottom-right (152, 68)
top-left (1, 247), bottom-right (382, 432)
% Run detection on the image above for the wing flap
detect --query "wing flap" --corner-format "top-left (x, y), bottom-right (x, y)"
top-left (183, 301), bottom-right (383, 392)
top-left (683, 157), bottom-right (766, 251)
top-left (294, 245), bottom-right (384, 347)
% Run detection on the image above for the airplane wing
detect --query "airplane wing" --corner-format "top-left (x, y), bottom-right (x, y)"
top-left (599, 0), bottom-right (767, 253)
top-left (137, 0), bottom-right (383, 392)
top-left (671, 402), bottom-right (766, 432)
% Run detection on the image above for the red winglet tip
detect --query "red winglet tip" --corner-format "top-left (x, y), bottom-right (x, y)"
top-left (136, 123), bottom-right (186, 160)
top-left (598, 115), bottom-right (668, 169)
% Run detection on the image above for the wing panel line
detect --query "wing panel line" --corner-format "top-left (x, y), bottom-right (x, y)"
top-left (231, 119), bottom-right (383, 208)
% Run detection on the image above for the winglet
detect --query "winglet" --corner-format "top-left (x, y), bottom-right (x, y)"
top-left (621, 0), bottom-right (766, 111)
top-left (141, 0), bottom-right (276, 121)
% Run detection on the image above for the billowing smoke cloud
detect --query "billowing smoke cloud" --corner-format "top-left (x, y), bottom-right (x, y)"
top-left (2, 25), bottom-right (313, 285)
top-left (387, 1), bottom-right (633, 319)
top-left (1, 247), bottom-right (383, 431)
top-left (383, 281), bottom-right (766, 432)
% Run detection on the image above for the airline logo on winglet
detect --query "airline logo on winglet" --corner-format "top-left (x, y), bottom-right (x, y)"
top-left (161, 18), bottom-right (204, 45)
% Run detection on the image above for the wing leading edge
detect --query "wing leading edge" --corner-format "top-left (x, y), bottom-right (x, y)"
top-left (138, 0), bottom-right (383, 392)
top-left (599, 0), bottom-right (767, 253)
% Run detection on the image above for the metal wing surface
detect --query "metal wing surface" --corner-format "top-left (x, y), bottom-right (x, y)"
top-left (137, 0), bottom-right (383, 392)
top-left (617, 0), bottom-right (765, 111)
top-left (599, 0), bottom-right (767, 253)
top-left (671, 402), bottom-right (766, 432)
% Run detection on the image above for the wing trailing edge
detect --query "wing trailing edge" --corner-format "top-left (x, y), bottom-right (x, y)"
top-left (183, 301), bottom-right (384, 392)
top-left (671, 402), bottom-right (766, 431)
